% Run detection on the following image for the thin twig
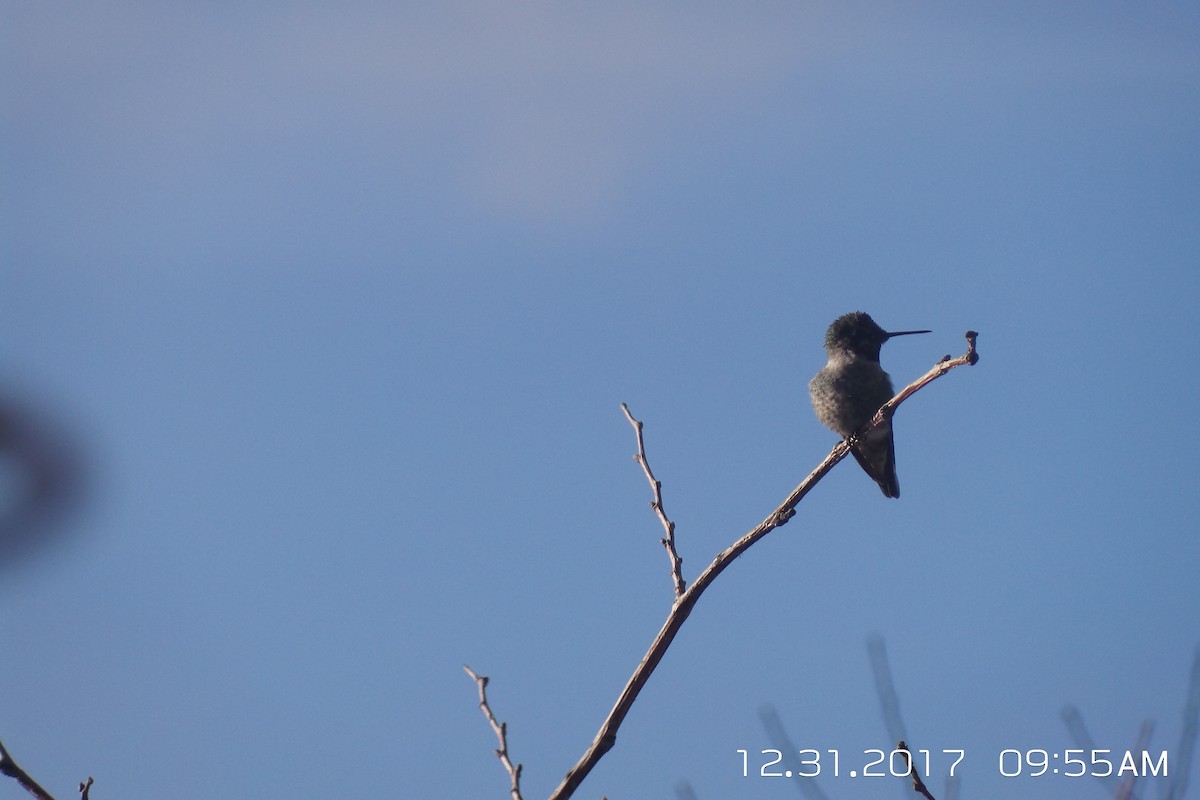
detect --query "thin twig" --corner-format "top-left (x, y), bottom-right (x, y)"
top-left (0, 740), bottom-right (57, 800)
top-left (547, 331), bottom-right (980, 800)
top-left (462, 665), bottom-right (523, 800)
top-left (78, 778), bottom-right (93, 800)
top-left (898, 741), bottom-right (937, 800)
top-left (620, 403), bottom-right (685, 597)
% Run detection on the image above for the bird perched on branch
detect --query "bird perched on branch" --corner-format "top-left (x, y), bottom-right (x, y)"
top-left (809, 311), bottom-right (929, 498)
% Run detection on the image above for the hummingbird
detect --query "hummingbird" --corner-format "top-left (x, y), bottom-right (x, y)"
top-left (809, 312), bottom-right (930, 498)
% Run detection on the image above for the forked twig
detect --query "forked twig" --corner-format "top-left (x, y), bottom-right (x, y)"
top-left (463, 665), bottom-right (524, 800)
top-left (620, 403), bottom-right (685, 597)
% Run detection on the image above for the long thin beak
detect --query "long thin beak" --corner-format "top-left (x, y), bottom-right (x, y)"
top-left (884, 329), bottom-right (931, 338)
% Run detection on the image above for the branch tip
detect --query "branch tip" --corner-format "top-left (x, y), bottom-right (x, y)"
top-left (620, 404), bottom-right (686, 598)
top-left (463, 666), bottom-right (524, 800)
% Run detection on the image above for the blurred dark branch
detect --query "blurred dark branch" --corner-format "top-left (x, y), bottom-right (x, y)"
top-left (0, 397), bottom-right (89, 800)
top-left (764, 637), bottom-right (966, 800)
top-left (1061, 705), bottom-right (1124, 797)
top-left (1114, 720), bottom-right (1154, 800)
top-left (1063, 645), bottom-right (1200, 800)
top-left (0, 397), bottom-right (86, 570)
top-left (1166, 645), bottom-right (1199, 800)
top-left (868, 635), bottom-right (908, 746)
top-left (1060, 704), bottom-right (1102, 752)
top-left (872, 641), bottom-right (959, 797)
top-left (620, 403), bottom-right (684, 598)
top-left (0, 740), bottom-right (57, 800)
top-left (758, 705), bottom-right (833, 800)
top-left (672, 780), bottom-right (699, 800)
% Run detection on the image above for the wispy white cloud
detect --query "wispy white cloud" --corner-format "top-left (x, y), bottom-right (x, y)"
top-left (6, 4), bottom-right (832, 225)
top-left (262, 4), bottom-right (829, 222)
top-left (5, 2), bottom-right (1196, 231)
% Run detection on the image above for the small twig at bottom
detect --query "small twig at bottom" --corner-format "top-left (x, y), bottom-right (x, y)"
top-left (463, 665), bottom-right (524, 800)
top-left (78, 777), bottom-right (93, 800)
top-left (898, 741), bottom-right (937, 800)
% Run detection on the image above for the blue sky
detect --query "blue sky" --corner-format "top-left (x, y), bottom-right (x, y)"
top-left (3, 3), bottom-right (1199, 799)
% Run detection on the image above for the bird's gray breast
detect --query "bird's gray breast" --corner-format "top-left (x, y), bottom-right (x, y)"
top-left (809, 357), bottom-right (894, 437)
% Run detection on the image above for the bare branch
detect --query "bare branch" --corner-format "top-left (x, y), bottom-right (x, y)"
top-left (620, 403), bottom-right (685, 597)
top-left (547, 332), bottom-right (980, 800)
top-left (897, 741), bottom-right (937, 800)
top-left (463, 665), bottom-right (524, 800)
top-left (0, 740), bottom-right (57, 800)
top-left (869, 330), bottom-right (978, 426)
top-left (77, 778), bottom-right (92, 800)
